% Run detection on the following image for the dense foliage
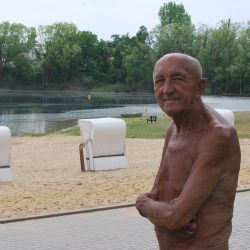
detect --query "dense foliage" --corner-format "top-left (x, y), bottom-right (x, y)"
top-left (0, 1), bottom-right (249, 94)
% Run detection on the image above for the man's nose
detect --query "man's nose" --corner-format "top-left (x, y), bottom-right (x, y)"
top-left (162, 79), bottom-right (174, 94)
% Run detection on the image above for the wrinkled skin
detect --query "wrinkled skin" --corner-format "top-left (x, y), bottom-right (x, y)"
top-left (136, 53), bottom-right (241, 249)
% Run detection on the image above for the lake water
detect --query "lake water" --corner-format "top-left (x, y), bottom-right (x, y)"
top-left (0, 90), bottom-right (250, 135)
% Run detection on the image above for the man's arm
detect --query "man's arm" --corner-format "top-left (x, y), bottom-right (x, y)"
top-left (136, 127), bottom-right (234, 231)
top-left (150, 125), bottom-right (173, 197)
top-left (136, 193), bottom-right (197, 238)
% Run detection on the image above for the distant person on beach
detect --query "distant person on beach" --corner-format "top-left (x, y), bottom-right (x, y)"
top-left (136, 53), bottom-right (241, 249)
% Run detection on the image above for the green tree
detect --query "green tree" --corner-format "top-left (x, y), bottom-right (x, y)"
top-left (228, 22), bottom-right (250, 94)
top-left (109, 34), bottom-right (133, 83)
top-left (152, 23), bottom-right (195, 58)
top-left (238, 22), bottom-right (250, 93)
top-left (152, 2), bottom-right (195, 58)
top-left (77, 31), bottom-right (111, 87)
top-left (37, 22), bottom-right (81, 89)
top-left (158, 1), bottom-right (191, 26)
top-left (77, 31), bottom-right (99, 77)
top-left (123, 26), bottom-right (155, 91)
top-left (136, 25), bottom-right (150, 44)
top-left (0, 21), bottom-right (36, 84)
top-left (200, 20), bottom-right (239, 94)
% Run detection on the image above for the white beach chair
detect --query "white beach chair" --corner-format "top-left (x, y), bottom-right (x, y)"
top-left (0, 126), bottom-right (13, 182)
top-left (78, 118), bottom-right (128, 171)
top-left (215, 109), bottom-right (235, 125)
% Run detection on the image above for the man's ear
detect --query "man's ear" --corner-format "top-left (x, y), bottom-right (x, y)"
top-left (196, 78), bottom-right (207, 97)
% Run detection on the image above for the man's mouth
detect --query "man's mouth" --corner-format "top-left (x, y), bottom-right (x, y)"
top-left (163, 98), bottom-right (180, 102)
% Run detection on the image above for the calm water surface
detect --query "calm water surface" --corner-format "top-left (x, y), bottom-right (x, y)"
top-left (0, 90), bottom-right (249, 135)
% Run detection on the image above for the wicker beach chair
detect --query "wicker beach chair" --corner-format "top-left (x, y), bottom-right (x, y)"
top-left (0, 126), bottom-right (13, 181)
top-left (215, 109), bottom-right (235, 125)
top-left (78, 118), bottom-right (128, 171)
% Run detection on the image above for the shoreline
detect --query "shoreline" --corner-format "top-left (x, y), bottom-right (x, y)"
top-left (0, 136), bottom-right (249, 220)
top-left (1, 88), bottom-right (250, 96)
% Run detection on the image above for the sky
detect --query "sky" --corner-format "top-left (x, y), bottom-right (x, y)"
top-left (0, 0), bottom-right (249, 40)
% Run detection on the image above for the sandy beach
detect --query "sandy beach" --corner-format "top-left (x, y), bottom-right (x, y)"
top-left (0, 136), bottom-right (250, 220)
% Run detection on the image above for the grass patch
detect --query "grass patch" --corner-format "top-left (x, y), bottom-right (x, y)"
top-left (57, 115), bottom-right (171, 138)
top-left (234, 111), bottom-right (250, 138)
top-left (56, 126), bottom-right (80, 136)
top-left (91, 83), bottom-right (130, 92)
top-left (124, 115), bottom-right (171, 138)
top-left (56, 112), bottom-right (250, 139)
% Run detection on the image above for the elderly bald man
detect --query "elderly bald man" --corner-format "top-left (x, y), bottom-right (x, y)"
top-left (136, 53), bottom-right (241, 250)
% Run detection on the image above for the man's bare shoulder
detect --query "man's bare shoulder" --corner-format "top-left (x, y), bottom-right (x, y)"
top-left (195, 112), bottom-right (240, 173)
top-left (204, 111), bottom-right (239, 147)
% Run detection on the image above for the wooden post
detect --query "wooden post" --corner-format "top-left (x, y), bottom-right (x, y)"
top-left (79, 143), bottom-right (85, 172)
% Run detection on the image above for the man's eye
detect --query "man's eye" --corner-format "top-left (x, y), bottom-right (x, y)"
top-left (172, 76), bottom-right (184, 81)
top-left (155, 78), bottom-right (164, 84)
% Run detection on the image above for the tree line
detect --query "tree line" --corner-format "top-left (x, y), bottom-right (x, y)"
top-left (0, 1), bottom-right (249, 95)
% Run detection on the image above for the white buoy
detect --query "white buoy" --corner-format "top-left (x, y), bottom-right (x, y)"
top-left (0, 126), bottom-right (13, 182)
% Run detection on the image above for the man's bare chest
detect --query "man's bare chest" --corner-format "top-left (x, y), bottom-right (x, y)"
top-left (164, 134), bottom-right (197, 168)
top-left (158, 135), bottom-right (198, 197)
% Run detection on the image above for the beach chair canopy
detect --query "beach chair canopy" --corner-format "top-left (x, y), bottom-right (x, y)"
top-left (78, 117), bottom-right (128, 171)
top-left (0, 126), bottom-right (13, 182)
top-left (215, 109), bottom-right (234, 125)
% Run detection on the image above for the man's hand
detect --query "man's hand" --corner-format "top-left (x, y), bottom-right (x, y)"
top-left (169, 198), bottom-right (197, 239)
top-left (136, 194), bottom-right (198, 239)
top-left (174, 217), bottom-right (197, 239)
top-left (135, 193), bottom-right (153, 217)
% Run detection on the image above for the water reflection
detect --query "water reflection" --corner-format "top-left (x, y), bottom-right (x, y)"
top-left (0, 90), bottom-right (157, 135)
top-left (202, 96), bottom-right (250, 111)
top-left (0, 90), bottom-right (250, 135)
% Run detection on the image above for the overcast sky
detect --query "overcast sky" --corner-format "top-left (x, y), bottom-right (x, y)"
top-left (0, 0), bottom-right (249, 40)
